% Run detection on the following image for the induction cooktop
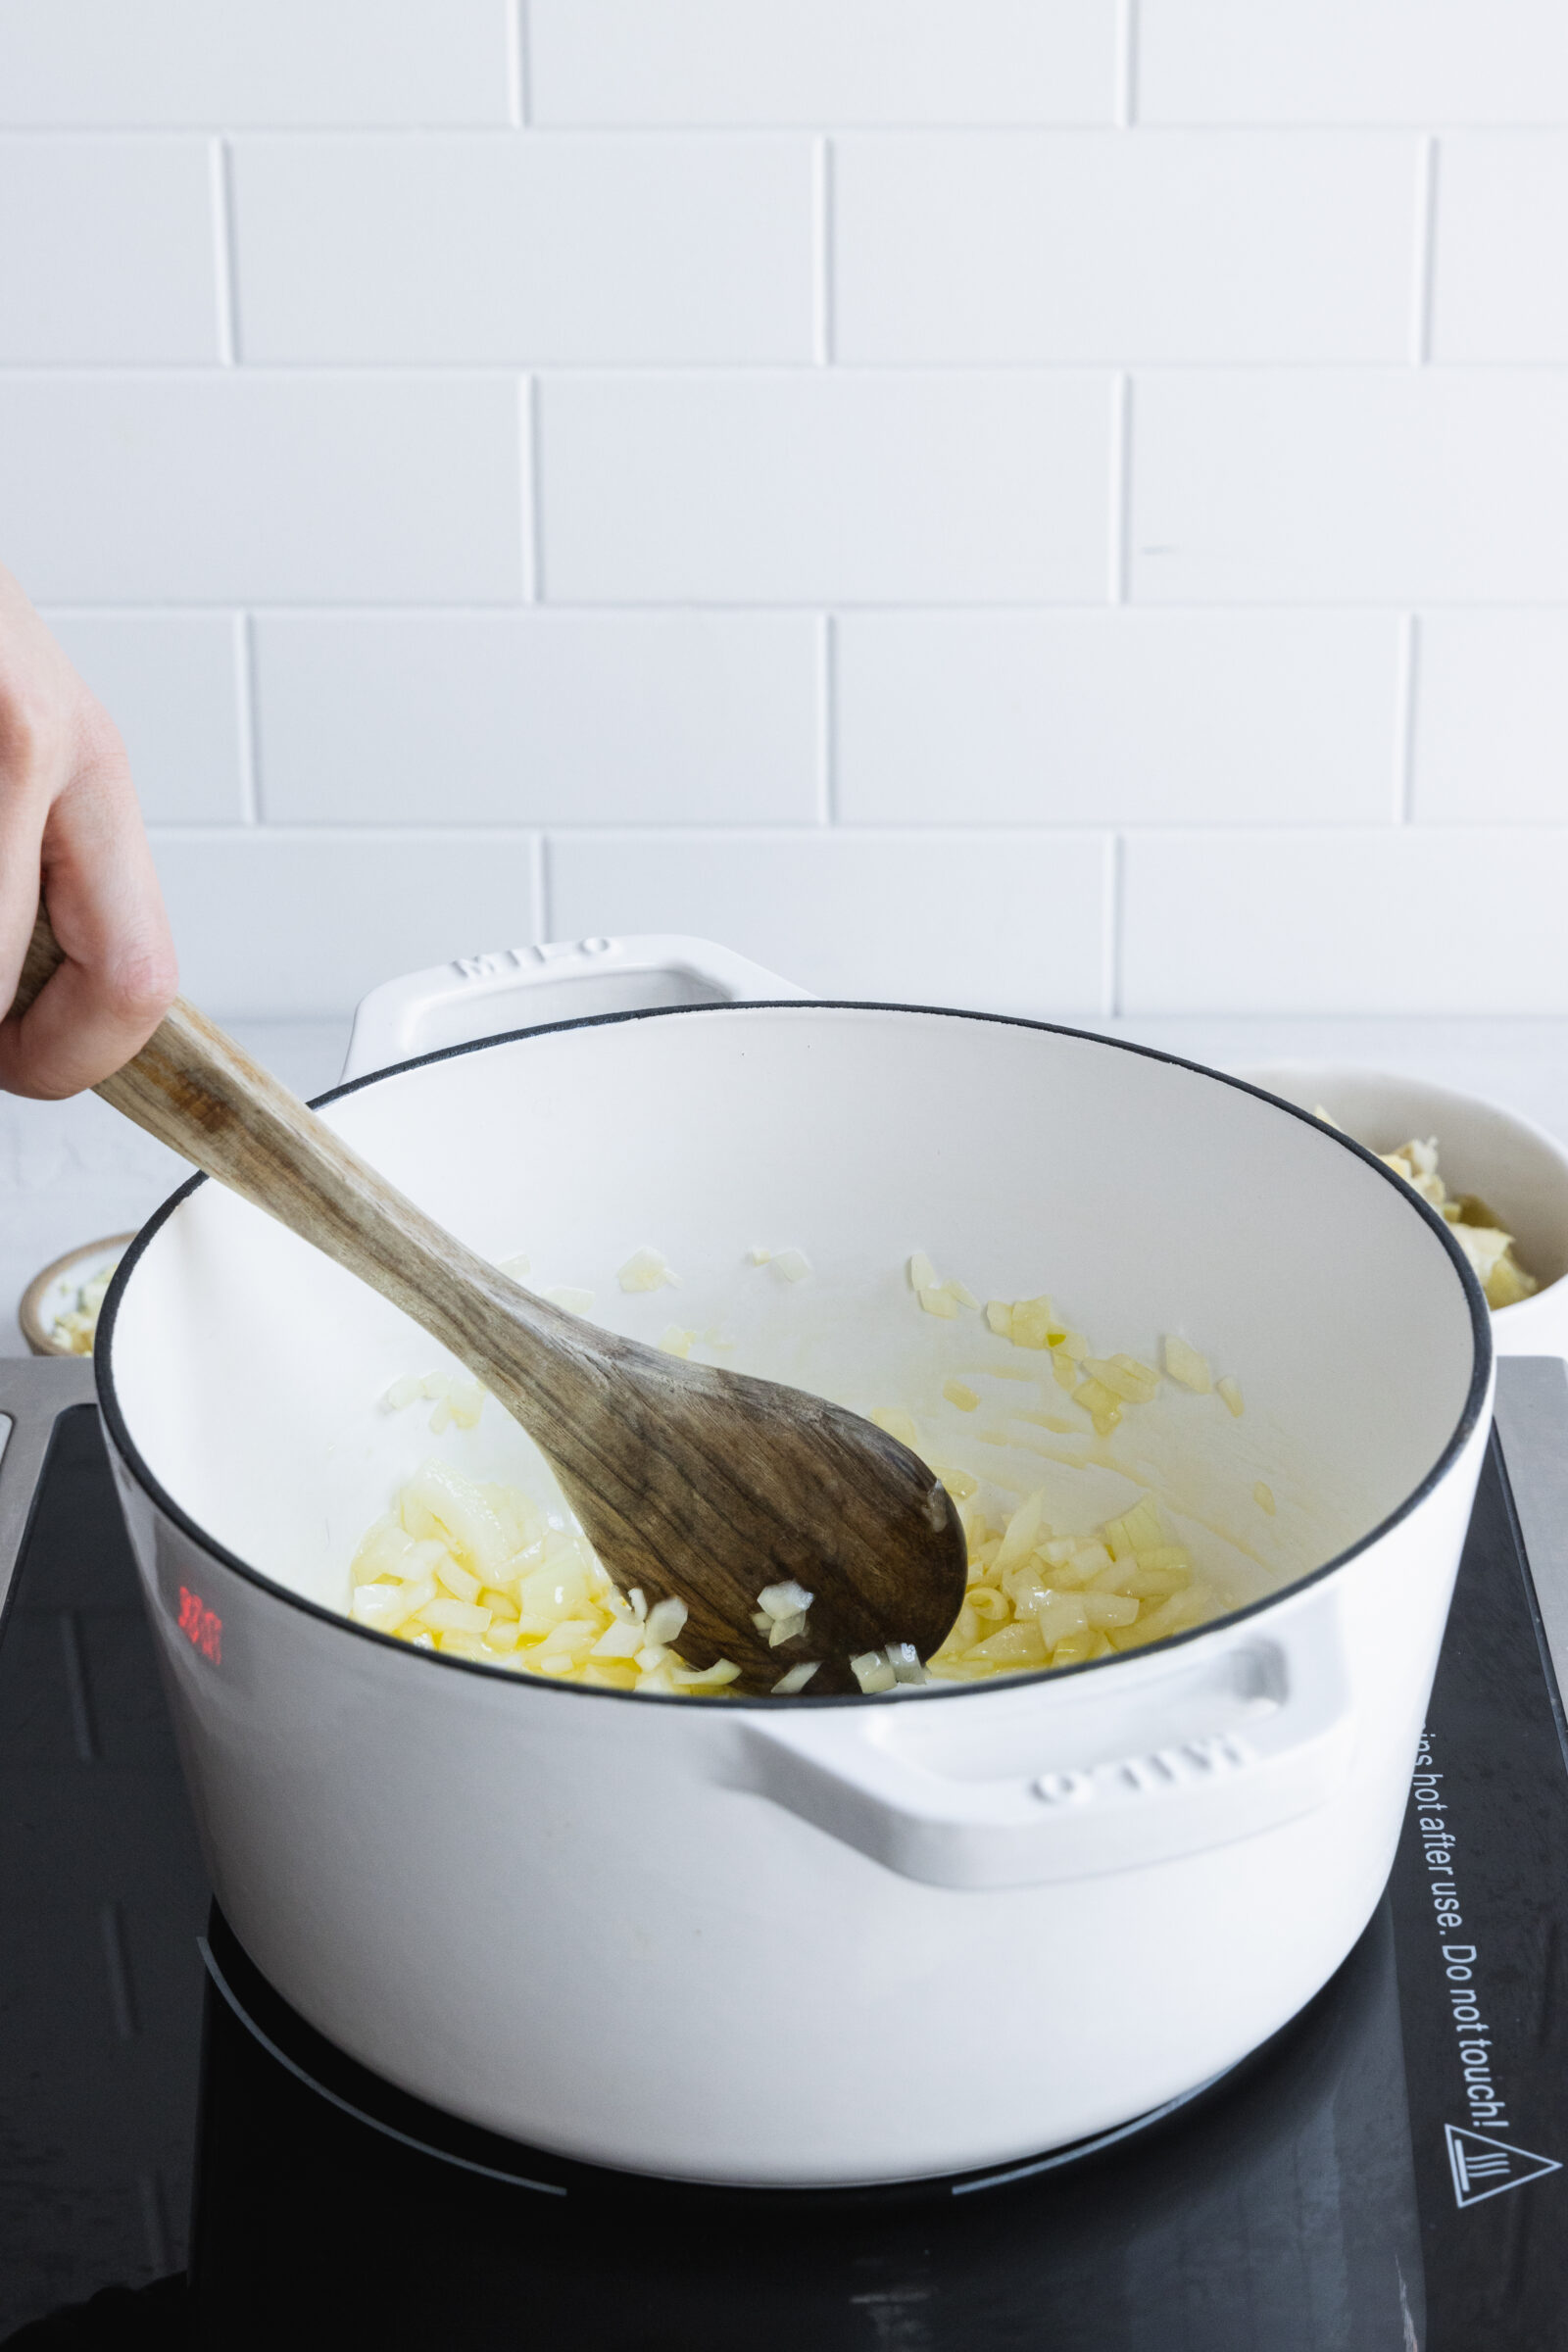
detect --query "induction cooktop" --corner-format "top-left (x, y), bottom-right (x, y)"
top-left (3, 1357), bottom-right (1567, 2350)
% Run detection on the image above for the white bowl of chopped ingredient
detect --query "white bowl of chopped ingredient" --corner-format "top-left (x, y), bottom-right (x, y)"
top-left (18, 1233), bottom-right (133, 1356)
top-left (1236, 1067), bottom-right (1568, 1358)
top-left (28, 941), bottom-right (1490, 2190)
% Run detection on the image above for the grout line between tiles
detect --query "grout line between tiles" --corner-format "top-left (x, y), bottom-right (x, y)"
top-left (32, 598), bottom-right (1568, 619)
top-left (16, 358), bottom-right (1568, 385)
top-left (235, 612), bottom-right (261, 822)
top-left (522, 375), bottom-right (543, 602)
top-left (818, 614), bottom-right (836, 823)
top-left (813, 137), bottom-right (834, 367)
top-left (509, 0), bottom-right (529, 127)
top-left (0, 118), bottom-right (1523, 137)
top-left (146, 819), bottom-right (1508, 848)
top-left (1105, 833), bottom-right (1125, 1018)
top-left (210, 135), bottom-right (239, 365)
top-left (1398, 613), bottom-right (1421, 822)
top-left (1117, 0), bottom-right (1140, 127)
top-left (147, 821), bottom-right (1141, 843)
top-left (1416, 137), bottom-right (1440, 365)
top-left (1111, 375), bottom-right (1133, 604)
top-left (535, 834), bottom-right (554, 940)
top-left (6, 359), bottom-right (1466, 381)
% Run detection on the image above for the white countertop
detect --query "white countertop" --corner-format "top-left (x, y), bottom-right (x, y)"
top-left (5, 1012), bottom-right (1567, 1356)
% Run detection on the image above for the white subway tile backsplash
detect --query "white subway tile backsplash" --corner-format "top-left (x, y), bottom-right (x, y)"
top-left (0, 137), bottom-right (217, 361)
top-left (148, 832), bottom-right (541, 1019)
top-left (44, 613), bottom-right (245, 822)
top-left (0, 376), bottom-right (523, 603)
top-left (1133, 374), bottom-right (1568, 605)
top-left (253, 613), bottom-right (819, 825)
top-left (835, 132), bottom-right (1420, 364)
top-left (1432, 136), bottom-right (1568, 362)
top-left (529, 0), bottom-right (1117, 125)
top-left (538, 374), bottom-right (1112, 604)
top-left (1122, 829), bottom-right (1568, 1014)
top-left (546, 829), bottom-right (1111, 1012)
top-left (232, 135), bottom-right (812, 365)
top-left (3, 0), bottom-right (1567, 1048)
top-left (1139, 0), bottom-right (1568, 124)
top-left (836, 612), bottom-right (1400, 825)
top-left (1414, 613), bottom-right (1568, 824)
top-left (0, 1), bottom-right (511, 126)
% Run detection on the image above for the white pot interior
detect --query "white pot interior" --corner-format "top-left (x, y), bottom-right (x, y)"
top-left (104, 1008), bottom-right (1483, 1657)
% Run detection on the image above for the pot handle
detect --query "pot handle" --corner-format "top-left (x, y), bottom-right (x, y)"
top-left (736, 1605), bottom-right (1356, 1891)
top-left (341, 934), bottom-right (811, 1083)
top-left (0, 1357), bottom-right (97, 1619)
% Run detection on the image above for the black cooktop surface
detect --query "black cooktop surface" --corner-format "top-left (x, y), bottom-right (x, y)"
top-left (3, 1390), bottom-right (1567, 2349)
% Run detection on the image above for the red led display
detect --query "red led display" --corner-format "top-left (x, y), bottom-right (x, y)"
top-left (177, 1585), bottom-right (222, 1665)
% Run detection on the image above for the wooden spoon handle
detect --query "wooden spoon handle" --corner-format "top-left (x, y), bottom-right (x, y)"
top-left (15, 911), bottom-right (576, 1384)
top-left (15, 914), bottom-right (971, 1686)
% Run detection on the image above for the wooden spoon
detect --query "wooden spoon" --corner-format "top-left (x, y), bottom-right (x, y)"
top-left (12, 916), bottom-right (967, 1695)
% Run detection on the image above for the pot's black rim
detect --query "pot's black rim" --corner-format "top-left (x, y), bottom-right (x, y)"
top-left (93, 998), bottom-right (1494, 1712)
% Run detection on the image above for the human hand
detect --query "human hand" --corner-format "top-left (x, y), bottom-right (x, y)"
top-left (0, 563), bottom-right (177, 1098)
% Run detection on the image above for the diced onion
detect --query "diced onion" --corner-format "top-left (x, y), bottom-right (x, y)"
top-left (590, 1617), bottom-right (646, 1659)
top-left (772, 1663), bottom-right (820, 1695)
top-left (382, 1367), bottom-right (486, 1430)
top-left (669, 1660), bottom-right (743, 1690)
top-left (347, 1244), bottom-right (1266, 1700)
top-left (350, 1585), bottom-right (411, 1631)
top-left (933, 1462), bottom-right (978, 1500)
top-left (417, 1597), bottom-right (493, 1634)
top-left (644, 1595), bottom-right (688, 1648)
top-left (1162, 1335), bottom-right (1212, 1394)
top-left (618, 1248), bottom-right (678, 1294)
top-left (909, 1250), bottom-right (977, 1319)
top-left (435, 1555), bottom-right (481, 1604)
top-left (757, 1580), bottom-right (814, 1621)
top-left (850, 1651), bottom-right (898, 1695)
top-left (1083, 1354), bottom-right (1159, 1404)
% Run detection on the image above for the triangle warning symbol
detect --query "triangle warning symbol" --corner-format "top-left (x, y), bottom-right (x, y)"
top-left (1446, 2124), bottom-right (1563, 2209)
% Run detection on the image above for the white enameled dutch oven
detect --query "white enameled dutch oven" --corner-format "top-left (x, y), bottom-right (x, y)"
top-left (75, 938), bottom-right (1491, 2187)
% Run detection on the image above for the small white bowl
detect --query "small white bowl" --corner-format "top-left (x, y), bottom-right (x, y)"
top-left (19, 1233), bottom-right (134, 1358)
top-left (1236, 1066), bottom-right (1568, 1359)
